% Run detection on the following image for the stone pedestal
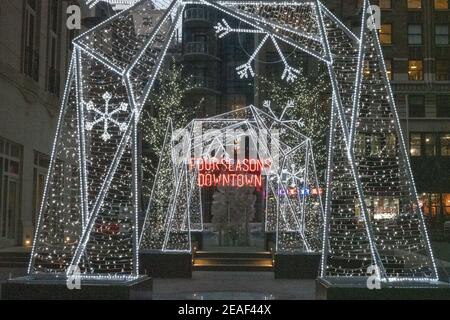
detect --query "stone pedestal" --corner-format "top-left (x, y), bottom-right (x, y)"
top-left (316, 277), bottom-right (450, 300)
top-left (1, 275), bottom-right (152, 300)
top-left (274, 252), bottom-right (320, 279)
top-left (140, 251), bottom-right (192, 278)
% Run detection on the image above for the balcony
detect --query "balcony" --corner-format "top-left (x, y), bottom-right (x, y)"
top-left (184, 42), bottom-right (218, 60)
top-left (184, 7), bottom-right (212, 26)
top-left (23, 46), bottom-right (39, 82)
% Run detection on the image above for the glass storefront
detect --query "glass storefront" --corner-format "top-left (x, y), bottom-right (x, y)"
top-left (419, 193), bottom-right (450, 220)
top-left (201, 185), bottom-right (265, 250)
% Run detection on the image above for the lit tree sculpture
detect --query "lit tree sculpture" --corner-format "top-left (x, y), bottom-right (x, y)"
top-left (140, 58), bottom-right (197, 203)
top-left (258, 65), bottom-right (330, 175)
top-left (29, 0), bottom-right (437, 283)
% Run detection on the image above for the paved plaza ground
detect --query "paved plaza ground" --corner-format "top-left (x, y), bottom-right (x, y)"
top-left (1, 242), bottom-right (449, 300)
top-left (0, 268), bottom-right (315, 300)
top-left (153, 272), bottom-right (316, 300)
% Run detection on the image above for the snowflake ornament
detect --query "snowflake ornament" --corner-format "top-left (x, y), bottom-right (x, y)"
top-left (286, 163), bottom-right (305, 187)
top-left (214, 19), bottom-right (300, 83)
top-left (279, 99), bottom-right (295, 121)
top-left (263, 100), bottom-right (300, 123)
top-left (85, 92), bottom-right (128, 142)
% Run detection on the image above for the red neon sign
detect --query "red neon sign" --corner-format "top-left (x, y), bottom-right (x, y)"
top-left (190, 158), bottom-right (271, 189)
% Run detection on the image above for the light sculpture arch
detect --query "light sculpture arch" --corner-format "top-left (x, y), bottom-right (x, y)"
top-left (29, 0), bottom-right (438, 283)
top-left (139, 104), bottom-right (324, 254)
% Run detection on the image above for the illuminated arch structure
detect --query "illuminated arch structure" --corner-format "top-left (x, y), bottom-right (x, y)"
top-left (28, 0), bottom-right (438, 284)
top-left (140, 104), bottom-right (323, 254)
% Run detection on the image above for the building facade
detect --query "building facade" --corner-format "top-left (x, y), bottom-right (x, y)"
top-left (333, 0), bottom-right (450, 228)
top-left (0, 0), bottom-right (97, 248)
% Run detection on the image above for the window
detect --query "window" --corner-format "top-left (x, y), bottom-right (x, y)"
top-left (420, 193), bottom-right (441, 218)
top-left (440, 133), bottom-right (450, 156)
top-left (47, 0), bottom-right (60, 96)
top-left (408, 24), bottom-right (423, 45)
top-left (0, 137), bottom-right (22, 241)
top-left (437, 95), bottom-right (450, 117)
top-left (33, 152), bottom-right (49, 227)
top-left (379, 0), bottom-right (392, 9)
top-left (437, 60), bottom-right (450, 81)
top-left (434, 0), bottom-right (449, 9)
top-left (408, 0), bottom-right (422, 9)
top-left (368, 197), bottom-right (399, 220)
top-left (424, 134), bottom-right (436, 156)
top-left (385, 59), bottom-right (393, 80)
top-left (49, 0), bottom-right (59, 33)
top-left (442, 193), bottom-right (450, 215)
top-left (370, 135), bottom-right (381, 156)
top-left (23, 0), bottom-right (39, 81)
top-left (435, 25), bottom-right (449, 45)
top-left (408, 60), bottom-right (423, 80)
top-left (436, 60), bottom-right (450, 80)
top-left (410, 133), bottom-right (421, 156)
top-left (409, 95), bottom-right (425, 117)
top-left (385, 133), bottom-right (396, 157)
top-left (379, 24), bottom-right (392, 44)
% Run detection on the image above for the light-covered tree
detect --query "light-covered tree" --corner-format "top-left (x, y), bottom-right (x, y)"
top-left (140, 58), bottom-right (200, 204)
top-left (257, 62), bottom-right (330, 177)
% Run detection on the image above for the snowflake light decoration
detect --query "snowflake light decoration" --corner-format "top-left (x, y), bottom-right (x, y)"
top-left (214, 20), bottom-right (300, 82)
top-left (85, 92), bottom-right (128, 141)
top-left (285, 164), bottom-right (305, 187)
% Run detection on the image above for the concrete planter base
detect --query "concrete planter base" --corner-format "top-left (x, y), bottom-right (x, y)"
top-left (1, 275), bottom-right (152, 300)
top-left (274, 252), bottom-right (320, 279)
top-left (316, 277), bottom-right (450, 300)
top-left (140, 251), bottom-right (192, 278)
